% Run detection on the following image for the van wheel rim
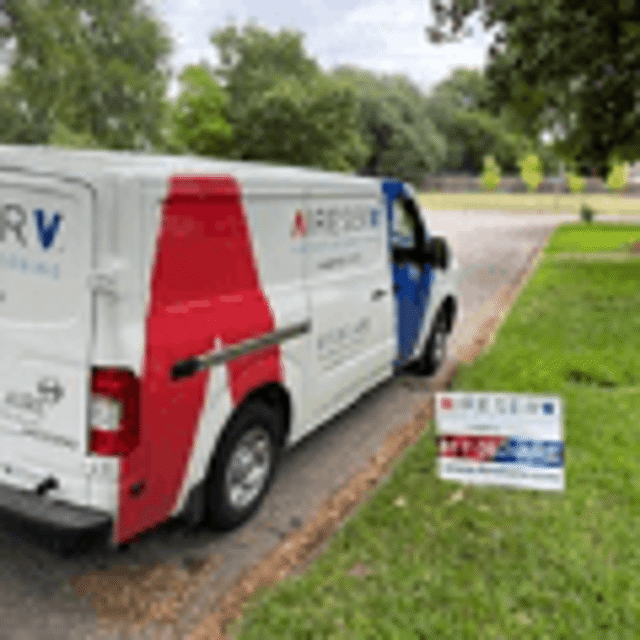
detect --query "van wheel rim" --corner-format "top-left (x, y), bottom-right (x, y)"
top-left (225, 426), bottom-right (272, 510)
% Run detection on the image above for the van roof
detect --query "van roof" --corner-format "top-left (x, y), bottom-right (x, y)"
top-left (0, 144), bottom-right (381, 190)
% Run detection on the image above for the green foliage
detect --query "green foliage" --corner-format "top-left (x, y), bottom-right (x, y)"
top-left (480, 155), bottom-right (501, 191)
top-left (332, 66), bottom-right (447, 183)
top-left (166, 65), bottom-right (232, 156)
top-left (519, 153), bottom-right (543, 192)
top-left (426, 69), bottom-right (537, 173)
top-left (427, 0), bottom-right (640, 178)
top-left (566, 172), bottom-right (586, 194)
top-left (210, 23), bottom-right (318, 117)
top-left (536, 143), bottom-right (563, 175)
top-left (47, 121), bottom-right (99, 149)
top-left (0, 0), bottom-right (172, 150)
top-left (606, 160), bottom-right (630, 193)
top-left (207, 23), bottom-right (366, 171)
top-left (0, 78), bottom-right (48, 144)
top-left (233, 75), bottom-right (368, 171)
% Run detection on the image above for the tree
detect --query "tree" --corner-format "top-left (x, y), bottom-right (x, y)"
top-left (48, 121), bottom-right (100, 149)
top-left (0, 0), bottom-right (172, 150)
top-left (333, 66), bottom-right (447, 183)
top-left (165, 64), bottom-right (232, 156)
top-left (425, 0), bottom-right (640, 178)
top-left (208, 23), bottom-right (367, 171)
top-left (426, 68), bottom-right (535, 173)
top-left (210, 23), bottom-right (319, 118)
top-left (233, 75), bottom-right (368, 171)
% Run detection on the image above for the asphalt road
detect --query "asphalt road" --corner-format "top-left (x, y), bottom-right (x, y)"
top-left (0, 210), bottom-right (636, 640)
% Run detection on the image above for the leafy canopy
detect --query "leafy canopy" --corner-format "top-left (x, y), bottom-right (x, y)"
top-left (426, 68), bottom-right (535, 173)
top-left (426, 0), bottom-right (640, 177)
top-left (332, 66), bottom-right (447, 184)
top-left (0, 0), bottom-right (172, 150)
top-left (166, 64), bottom-right (232, 156)
top-left (207, 23), bottom-right (367, 171)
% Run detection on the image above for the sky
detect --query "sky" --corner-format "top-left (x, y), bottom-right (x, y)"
top-left (152, 0), bottom-right (497, 98)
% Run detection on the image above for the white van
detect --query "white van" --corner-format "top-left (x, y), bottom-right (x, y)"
top-left (0, 145), bottom-right (457, 548)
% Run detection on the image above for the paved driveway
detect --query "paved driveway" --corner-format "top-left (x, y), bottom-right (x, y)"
top-left (0, 211), bottom-right (637, 640)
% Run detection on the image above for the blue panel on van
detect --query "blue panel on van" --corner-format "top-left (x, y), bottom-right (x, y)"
top-left (382, 179), bottom-right (433, 366)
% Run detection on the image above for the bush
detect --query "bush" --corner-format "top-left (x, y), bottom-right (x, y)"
top-left (567, 172), bottom-right (586, 194)
top-left (606, 160), bottom-right (629, 193)
top-left (480, 155), bottom-right (501, 191)
top-left (519, 153), bottom-right (543, 192)
top-left (580, 204), bottom-right (596, 223)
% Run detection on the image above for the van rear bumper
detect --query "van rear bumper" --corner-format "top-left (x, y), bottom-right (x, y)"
top-left (0, 481), bottom-right (112, 540)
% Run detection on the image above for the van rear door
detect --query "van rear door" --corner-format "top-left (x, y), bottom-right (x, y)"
top-left (0, 170), bottom-right (94, 507)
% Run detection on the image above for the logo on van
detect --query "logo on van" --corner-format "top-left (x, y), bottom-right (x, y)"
top-left (0, 204), bottom-right (63, 250)
top-left (37, 377), bottom-right (65, 404)
top-left (291, 210), bottom-right (307, 239)
top-left (4, 377), bottom-right (64, 416)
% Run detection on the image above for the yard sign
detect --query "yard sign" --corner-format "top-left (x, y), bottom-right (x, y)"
top-left (435, 392), bottom-right (565, 491)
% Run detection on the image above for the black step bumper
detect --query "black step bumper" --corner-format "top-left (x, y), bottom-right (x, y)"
top-left (0, 480), bottom-right (112, 544)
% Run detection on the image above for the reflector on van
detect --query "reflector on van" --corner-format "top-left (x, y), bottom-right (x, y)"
top-left (89, 368), bottom-right (139, 456)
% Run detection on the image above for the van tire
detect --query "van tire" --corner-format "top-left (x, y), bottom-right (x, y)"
top-left (204, 399), bottom-right (283, 531)
top-left (416, 308), bottom-right (449, 375)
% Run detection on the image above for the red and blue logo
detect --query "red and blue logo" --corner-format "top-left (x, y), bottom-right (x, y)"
top-left (437, 435), bottom-right (564, 468)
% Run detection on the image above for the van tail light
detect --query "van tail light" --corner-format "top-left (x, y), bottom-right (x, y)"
top-left (89, 368), bottom-right (139, 456)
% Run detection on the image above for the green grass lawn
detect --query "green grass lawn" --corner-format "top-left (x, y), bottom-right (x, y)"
top-left (545, 223), bottom-right (640, 253)
top-left (419, 192), bottom-right (640, 216)
top-left (231, 225), bottom-right (640, 640)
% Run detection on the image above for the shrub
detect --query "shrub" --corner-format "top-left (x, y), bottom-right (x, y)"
top-left (519, 153), bottom-right (543, 192)
top-left (606, 160), bottom-right (630, 193)
top-left (566, 172), bottom-right (586, 194)
top-left (580, 204), bottom-right (596, 223)
top-left (480, 155), bottom-right (501, 191)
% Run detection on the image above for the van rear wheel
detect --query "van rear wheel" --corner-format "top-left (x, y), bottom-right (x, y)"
top-left (205, 399), bottom-right (283, 531)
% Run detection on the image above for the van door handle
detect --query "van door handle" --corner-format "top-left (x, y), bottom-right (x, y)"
top-left (371, 289), bottom-right (389, 301)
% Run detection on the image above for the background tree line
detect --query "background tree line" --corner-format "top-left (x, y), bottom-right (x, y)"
top-left (0, 0), bottom-right (635, 188)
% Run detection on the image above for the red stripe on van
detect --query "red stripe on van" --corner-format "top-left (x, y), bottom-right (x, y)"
top-left (115, 176), bottom-right (283, 543)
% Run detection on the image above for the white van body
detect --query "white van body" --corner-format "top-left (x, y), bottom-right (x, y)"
top-left (0, 145), bottom-right (457, 546)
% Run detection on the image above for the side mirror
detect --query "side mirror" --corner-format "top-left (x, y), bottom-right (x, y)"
top-left (421, 236), bottom-right (449, 269)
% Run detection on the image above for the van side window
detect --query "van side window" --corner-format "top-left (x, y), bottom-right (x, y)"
top-left (392, 200), bottom-right (416, 249)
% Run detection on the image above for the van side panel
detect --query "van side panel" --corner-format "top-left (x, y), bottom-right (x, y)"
top-left (302, 187), bottom-right (395, 433)
top-left (170, 185), bottom-right (310, 515)
top-left (235, 187), bottom-right (310, 439)
top-left (116, 175), bottom-right (284, 543)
